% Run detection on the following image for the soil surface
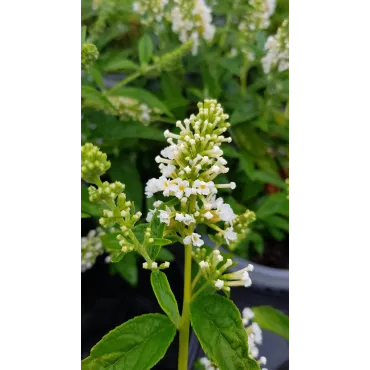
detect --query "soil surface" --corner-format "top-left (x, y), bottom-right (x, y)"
top-left (250, 237), bottom-right (289, 269)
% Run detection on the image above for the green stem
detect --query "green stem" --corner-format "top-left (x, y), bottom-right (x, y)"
top-left (240, 58), bottom-right (249, 96)
top-left (105, 71), bottom-right (142, 95)
top-left (178, 243), bottom-right (192, 370)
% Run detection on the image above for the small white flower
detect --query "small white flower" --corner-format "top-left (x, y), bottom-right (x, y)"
top-left (171, 178), bottom-right (190, 199)
top-left (151, 262), bottom-right (158, 268)
top-left (153, 200), bottom-right (163, 208)
top-left (218, 203), bottom-right (236, 223)
top-left (159, 206), bottom-right (172, 225)
top-left (242, 307), bottom-right (255, 325)
top-left (199, 260), bottom-right (209, 268)
top-left (161, 145), bottom-right (177, 159)
top-left (200, 357), bottom-right (211, 367)
top-left (161, 164), bottom-right (176, 177)
top-left (260, 356), bottom-right (267, 365)
top-left (146, 209), bottom-right (155, 222)
top-left (183, 232), bottom-right (204, 247)
top-left (204, 211), bottom-right (213, 220)
top-left (224, 227), bottom-right (237, 245)
top-left (251, 322), bottom-right (263, 345)
top-left (184, 166), bottom-right (191, 173)
top-left (157, 176), bottom-right (171, 196)
top-left (193, 180), bottom-right (216, 195)
top-left (145, 178), bottom-right (160, 197)
top-left (215, 279), bottom-right (225, 289)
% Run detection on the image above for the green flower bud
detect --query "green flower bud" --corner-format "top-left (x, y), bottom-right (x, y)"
top-left (153, 40), bottom-right (194, 72)
top-left (81, 43), bottom-right (99, 70)
top-left (81, 143), bottom-right (110, 184)
top-left (88, 181), bottom-right (125, 203)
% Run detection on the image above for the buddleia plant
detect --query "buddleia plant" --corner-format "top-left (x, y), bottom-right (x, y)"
top-left (81, 100), bottom-right (287, 370)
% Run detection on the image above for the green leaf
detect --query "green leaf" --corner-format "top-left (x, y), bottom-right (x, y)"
top-left (84, 314), bottom-right (176, 370)
top-left (89, 68), bottom-right (104, 90)
top-left (81, 212), bottom-right (91, 218)
top-left (191, 294), bottom-right (259, 370)
top-left (110, 252), bottom-right (124, 263)
top-left (251, 170), bottom-right (286, 188)
top-left (81, 184), bottom-right (103, 217)
top-left (93, 115), bottom-right (165, 141)
top-left (156, 248), bottom-right (175, 262)
top-left (138, 34), bottom-right (153, 66)
top-left (153, 238), bottom-right (173, 246)
top-left (110, 155), bottom-right (143, 211)
top-left (103, 59), bottom-right (139, 72)
top-left (110, 87), bottom-right (173, 118)
top-left (255, 193), bottom-right (289, 219)
top-left (111, 253), bottom-right (138, 286)
top-left (81, 85), bottom-right (115, 111)
top-left (252, 306), bottom-right (289, 341)
top-left (81, 26), bottom-right (87, 45)
top-left (264, 215), bottom-right (289, 232)
top-left (151, 271), bottom-right (180, 327)
top-left (100, 232), bottom-right (120, 252)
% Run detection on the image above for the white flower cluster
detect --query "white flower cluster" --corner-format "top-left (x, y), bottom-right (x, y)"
top-left (107, 96), bottom-right (160, 125)
top-left (199, 308), bottom-right (267, 370)
top-left (242, 308), bottom-right (267, 368)
top-left (170, 0), bottom-right (216, 55)
top-left (235, 0), bottom-right (276, 60)
top-left (145, 99), bottom-right (241, 246)
top-left (194, 248), bottom-right (254, 292)
top-left (133, 0), bottom-right (169, 26)
top-left (81, 228), bottom-right (104, 272)
top-left (261, 19), bottom-right (289, 74)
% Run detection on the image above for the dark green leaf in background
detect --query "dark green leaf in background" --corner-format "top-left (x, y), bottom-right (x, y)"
top-left (110, 154), bottom-right (143, 211)
top-left (110, 253), bottom-right (138, 286)
top-left (138, 34), bottom-right (153, 66)
top-left (252, 306), bottom-right (289, 341)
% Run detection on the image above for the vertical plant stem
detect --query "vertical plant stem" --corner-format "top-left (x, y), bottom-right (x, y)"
top-left (178, 242), bottom-right (192, 370)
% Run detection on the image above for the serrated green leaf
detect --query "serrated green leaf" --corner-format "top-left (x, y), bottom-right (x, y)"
top-left (252, 306), bottom-right (289, 341)
top-left (191, 294), bottom-right (259, 370)
top-left (138, 34), bottom-right (153, 66)
top-left (151, 271), bottom-right (180, 327)
top-left (83, 314), bottom-right (176, 370)
top-left (111, 253), bottom-right (138, 286)
top-left (110, 87), bottom-right (173, 118)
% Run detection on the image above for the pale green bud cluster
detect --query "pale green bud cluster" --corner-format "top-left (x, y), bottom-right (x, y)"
top-left (81, 228), bottom-right (104, 272)
top-left (81, 143), bottom-right (166, 270)
top-left (193, 248), bottom-right (254, 292)
top-left (105, 96), bottom-right (159, 125)
top-left (81, 43), bottom-right (99, 70)
top-left (89, 181), bottom-right (125, 204)
top-left (153, 40), bottom-right (193, 72)
top-left (81, 143), bottom-right (111, 184)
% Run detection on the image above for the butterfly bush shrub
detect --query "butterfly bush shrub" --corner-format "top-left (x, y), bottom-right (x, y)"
top-left (81, 100), bottom-right (277, 370)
